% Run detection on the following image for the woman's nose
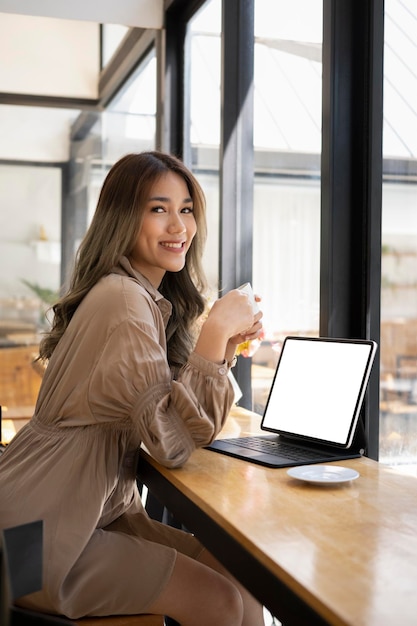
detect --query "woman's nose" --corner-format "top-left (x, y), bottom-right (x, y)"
top-left (168, 213), bottom-right (186, 233)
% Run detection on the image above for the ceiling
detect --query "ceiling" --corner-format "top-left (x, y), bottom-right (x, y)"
top-left (0, 0), bottom-right (163, 162)
top-left (0, 0), bottom-right (163, 28)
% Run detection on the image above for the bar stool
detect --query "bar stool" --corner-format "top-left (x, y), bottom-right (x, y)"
top-left (1, 521), bottom-right (164, 626)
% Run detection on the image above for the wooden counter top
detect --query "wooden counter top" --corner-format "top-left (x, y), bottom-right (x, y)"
top-left (139, 406), bottom-right (417, 626)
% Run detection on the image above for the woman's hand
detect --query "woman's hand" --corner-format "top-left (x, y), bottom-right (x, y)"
top-left (227, 308), bottom-right (263, 347)
top-left (208, 289), bottom-right (261, 338)
top-left (194, 289), bottom-right (263, 365)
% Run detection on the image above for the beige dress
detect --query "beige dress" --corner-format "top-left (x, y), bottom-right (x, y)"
top-left (0, 257), bottom-right (235, 619)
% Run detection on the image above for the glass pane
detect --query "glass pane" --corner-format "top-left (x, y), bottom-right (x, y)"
top-left (380, 0), bottom-right (417, 474)
top-left (185, 0), bottom-right (221, 294)
top-left (0, 164), bottom-right (62, 323)
top-left (0, 161), bottom-right (62, 433)
top-left (87, 50), bottom-right (157, 227)
top-left (252, 0), bottom-right (322, 413)
top-left (105, 49), bottom-right (157, 158)
top-left (59, 51), bottom-right (157, 290)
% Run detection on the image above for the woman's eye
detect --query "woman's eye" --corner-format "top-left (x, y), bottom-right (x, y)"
top-left (151, 206), bottom-right (165, 213)
top-left (182, 206), bottom-right (194, 214)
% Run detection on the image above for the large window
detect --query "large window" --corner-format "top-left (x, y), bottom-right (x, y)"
top-left (380, 0), bottom-right (417, 473)
top-left (4, 0), bottom-right (416, 474)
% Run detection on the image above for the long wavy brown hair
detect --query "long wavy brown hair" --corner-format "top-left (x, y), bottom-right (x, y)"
top-left (39, 151), bottom-right (208, 370)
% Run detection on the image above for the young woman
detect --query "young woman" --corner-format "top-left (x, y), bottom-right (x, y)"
top-left (0, 152), bottom-right (264, 626)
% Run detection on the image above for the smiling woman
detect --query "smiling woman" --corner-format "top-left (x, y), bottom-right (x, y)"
top-left (0, 150), bottom-right (264, 625)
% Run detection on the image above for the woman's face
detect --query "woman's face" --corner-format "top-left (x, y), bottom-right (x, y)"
top-left (129, 171), bottom-right (197, 287)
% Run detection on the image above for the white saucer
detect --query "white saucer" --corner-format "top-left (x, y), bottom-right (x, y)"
top-left (287, 465), bottom-right (360, 484)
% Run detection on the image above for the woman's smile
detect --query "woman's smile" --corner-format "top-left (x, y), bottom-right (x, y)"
top-left (160, 240), bottom-right (186, 250)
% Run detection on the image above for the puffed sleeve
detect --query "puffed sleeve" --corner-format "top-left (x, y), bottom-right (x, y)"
top-left (138, 350), bottom-right (235, 467)
top-left (89, 311), bottom-right (235, 468)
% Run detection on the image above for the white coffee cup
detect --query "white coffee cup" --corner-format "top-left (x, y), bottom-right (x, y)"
top-left (237, 282), bottom-right (259, 314)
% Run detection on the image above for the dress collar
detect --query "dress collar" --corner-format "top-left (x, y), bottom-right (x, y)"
top-left (112, 256), bottom-right (172, 325)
